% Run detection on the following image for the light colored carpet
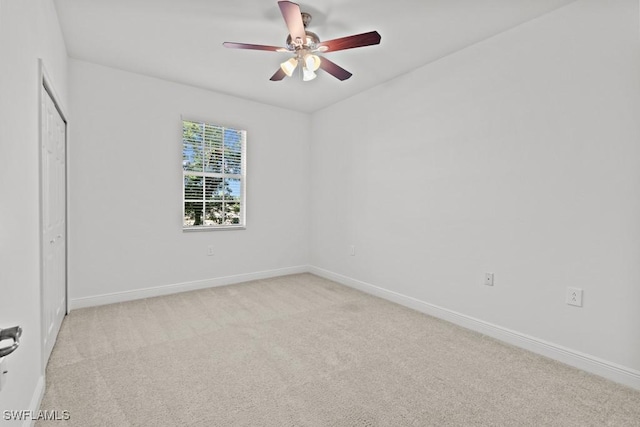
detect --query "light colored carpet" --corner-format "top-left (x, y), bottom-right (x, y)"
top-left (38, 273), bottom-right (640, 426)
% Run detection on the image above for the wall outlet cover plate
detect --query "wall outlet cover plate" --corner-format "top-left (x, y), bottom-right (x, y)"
top-left (566, 287), bottom-right (583, 307)
top-left (484, 273), bottom-right (494, 286)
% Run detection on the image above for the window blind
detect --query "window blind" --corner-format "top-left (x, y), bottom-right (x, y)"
top-left (182, 120), bottom-right (246, 229)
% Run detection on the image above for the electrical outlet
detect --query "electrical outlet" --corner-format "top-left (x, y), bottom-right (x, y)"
top-left (567, 287), bottom-right (583, 307)
top-left (484, 273), bottom-right (494, 286)
top-left (207, 245), bottom-right (214, 256)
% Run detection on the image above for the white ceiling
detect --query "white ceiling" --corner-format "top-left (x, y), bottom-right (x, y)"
top-left (54, 0), bottom-right (577, 113)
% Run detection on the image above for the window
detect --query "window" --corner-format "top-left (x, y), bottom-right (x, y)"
top-left (182, 120), bottom-right (246, 229)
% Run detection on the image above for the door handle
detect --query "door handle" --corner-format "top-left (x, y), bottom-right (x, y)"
top-left (0, 326), bottom-right (22, 357)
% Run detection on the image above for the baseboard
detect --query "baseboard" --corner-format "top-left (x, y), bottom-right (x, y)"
top-left (24, 375), bottom-right (45, 427)
top-left (69, 265), bottom-right (308, 310)
top-left (309, 266), bottom-right (640, 391)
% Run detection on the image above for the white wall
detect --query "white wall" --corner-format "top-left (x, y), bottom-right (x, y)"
top-left (310, 0), bottom-right (640, 376)
top-left (0, 0), bottom-right (68, 419)
top-left (68, 60), bottom-right (310, 306)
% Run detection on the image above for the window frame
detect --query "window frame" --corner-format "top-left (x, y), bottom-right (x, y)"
top-left (182, 119), bottom-right (247, 231)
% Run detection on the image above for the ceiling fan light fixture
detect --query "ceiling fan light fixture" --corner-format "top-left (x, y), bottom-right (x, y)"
top-left (302, 67), bottom-right (317, 82)
top-left (280, 57), bottom-right (298, 77)
top-left (303, 53), bottom-right (321, 72)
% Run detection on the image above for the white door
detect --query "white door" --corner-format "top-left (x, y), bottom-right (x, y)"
top-left (41, 84), bottom-right (67, 364)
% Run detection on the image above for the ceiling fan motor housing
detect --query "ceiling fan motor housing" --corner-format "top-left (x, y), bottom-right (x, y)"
top-left (286, 30), bottom-right (320, 51)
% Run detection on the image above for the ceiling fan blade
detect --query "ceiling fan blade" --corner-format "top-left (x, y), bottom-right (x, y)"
top-left (319, 57), bottom-right (352, 81)
top-left (278, 1), bottom-right (306, 43)
top-left (223, 42), bottom-right (287, 52)
top-left (317, 31), bottom-right (381, 53)
top-left (270, 68), bottom-right (287, 81)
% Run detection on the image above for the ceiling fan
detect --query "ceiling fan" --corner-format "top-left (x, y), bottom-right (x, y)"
top-left (223, 1), bottom-right (381, 82)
